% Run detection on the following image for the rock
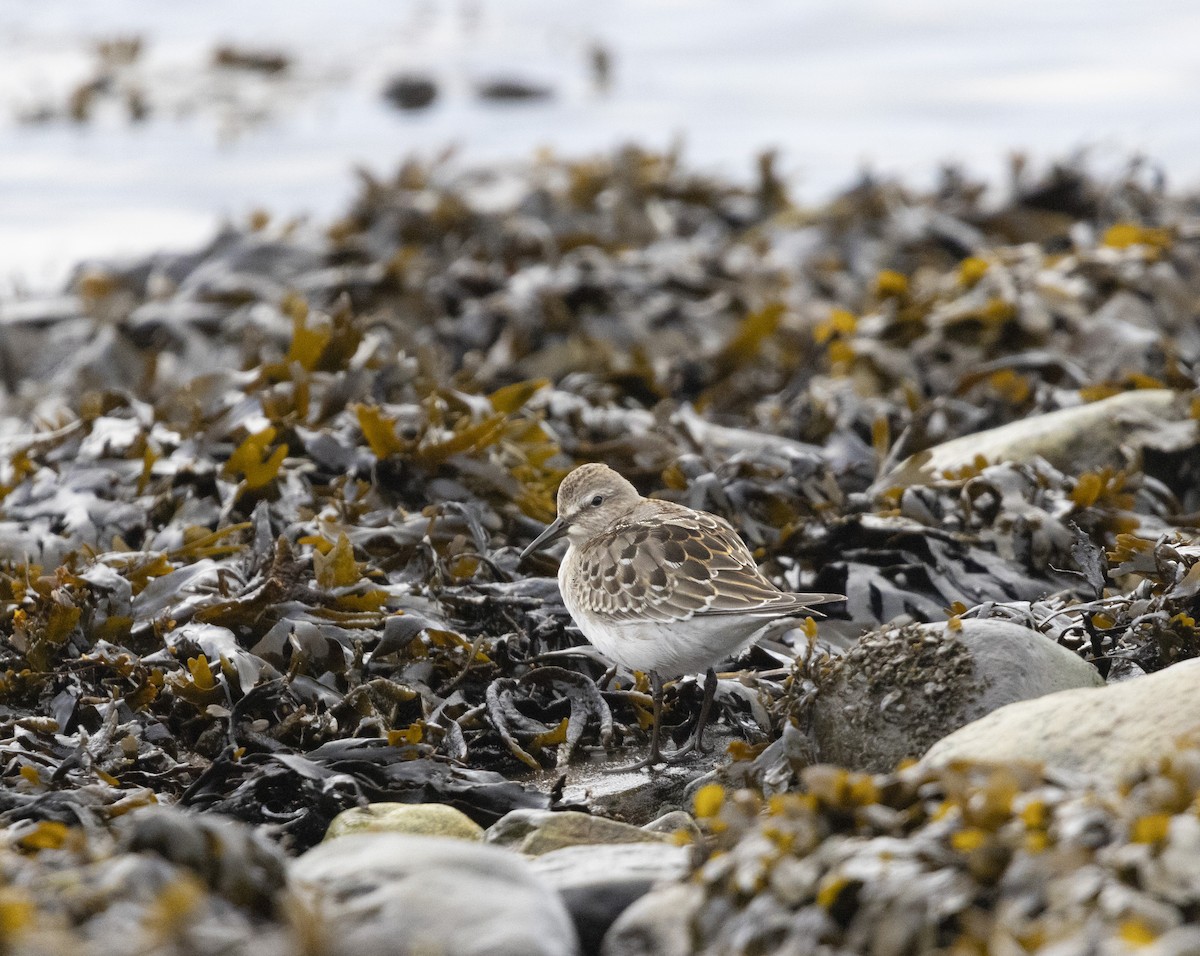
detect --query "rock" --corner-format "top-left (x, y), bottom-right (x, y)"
top-left (874, 389), bottom-right (1194, 492)
top-left (288, 833), bottom-right (579, 956)
top-left (483, 810), bottom-right (694, 953)
top-left (528, 843), bottom-right (693, 956)
top-left (383, 74), bottom-right (438, 111)
top-left (641, 810), bottom-right (701, 844)
top-left (477, 78), bottom-right (553, 101)
top-left (600, 881), bottom-right (704, 956)
top-left (921, 657), bottom-right (1200, 779)
top-left (486, 809), bottom-right (670, 855)
top-left (325, 802), bottom-right (485, 842)
top-left (811, 619), bottom-right (1103, 772)
top-left (212, 45), bottom-right (290, 74)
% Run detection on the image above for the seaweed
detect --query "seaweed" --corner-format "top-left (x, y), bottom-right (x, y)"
top-left (0, 149), bottom-right (1195, 875)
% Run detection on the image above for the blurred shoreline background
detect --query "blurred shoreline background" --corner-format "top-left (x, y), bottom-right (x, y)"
top-left (2, 0), bottom-right (1198, 294)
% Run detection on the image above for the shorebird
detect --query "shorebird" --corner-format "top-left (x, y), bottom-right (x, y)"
top-left (520, 462), bottom-right (843, 770)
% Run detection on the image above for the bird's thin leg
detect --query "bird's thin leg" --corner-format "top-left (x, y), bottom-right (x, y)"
top-left (665, 668), bottom-right (717, 761)
top-left (605, 670), bottom-right (665, 773)
top-left (598, 662), bottom-right (619, 690)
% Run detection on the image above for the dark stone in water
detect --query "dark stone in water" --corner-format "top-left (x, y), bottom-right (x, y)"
top-left (477, 78), bottom-right (553, 101)
top-left (383, 74), bottom-right (439, 111)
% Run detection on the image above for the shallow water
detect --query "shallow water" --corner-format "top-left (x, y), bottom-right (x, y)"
top-left (1, 0), bottom-right (1197, 292)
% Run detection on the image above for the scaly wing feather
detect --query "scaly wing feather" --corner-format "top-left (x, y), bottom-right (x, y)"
top-left (572, 504), bottom-right (840, 624)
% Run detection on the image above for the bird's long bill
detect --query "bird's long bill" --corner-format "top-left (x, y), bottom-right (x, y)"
top-left (519, 516), bottom-right (568, 561)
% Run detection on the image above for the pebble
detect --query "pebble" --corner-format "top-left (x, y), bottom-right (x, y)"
top-left (324, 802), bottom-right (485, 842)
top-left (811, 618), bottom-right (1103, 772)
top-left (289, 833), bottom-right (580, 956)
top-left (922, 657), bottom-right (1200, 778)
top-left (486, 809), bottom-right (671, 855)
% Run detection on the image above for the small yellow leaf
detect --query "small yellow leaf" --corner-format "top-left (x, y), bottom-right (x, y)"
top-left (0, 889), bottom-right (35, 935)
top-left (874, 269), bottom-right (908, 298)
top-left (1071, 473), bottom-right (1103, 508)
top-left (44, 603), bottom-right (81, 645)
top-left (286, 308), bottom-right (332, 372)
top-left (1080, 384), bottom-right (1123, 402)
top-left (693, 783), bottom-right (725, 819)
top-left (951, 828), bottom-right (987, 852)
top-left (355, 405), bottom-right (407, 458)
top-left (1131, 813), bottom-right (1171, 844)
top-left (489, 379), bottom-right (549, 414)
top-left (958, 256), bottom-right (988, 286)
top-left (187, 655), bottom-right (216, 691)
top-left (415, 413), bottom-right (507, 466)
top-left (1118, 918), bottom-right (1158, 947)
top-left (726, 740), bottom-right (767, 762)
top-left (531, 717), bottom-right (569, 749)
top-left (225, 427), bottom-right (288, 490)
top-left (18, 821), bottom-right (70, 852)
top-left (827, 340), bottom-right (855, 366)
top-left (871, 417), bottom-right (890, 456)
top-left (816, 874), bottom-right (849, 910)
top-left (448, 555), bottom-right (480, 580)
top-left (1103, 223), bottom-right (1171, 251)
top-left (814, 308), bottom-right (856, 344)
top-left (335, 589), bottom-right (389, 612)
top-left (314, 533), bottom-right (361, 589)
top-left (988, 369), bottom-right (1030, 404)
top-left (980, 297), bottom-right (1015, 324)
top-left (388, 722), bottom-right (424, 746)
top-left (138, 445), bottom-right (158, 495)
top-left (715, 301), bottom-right (785, 366)
top-left (1020, 800), bottom-right (1047, 829)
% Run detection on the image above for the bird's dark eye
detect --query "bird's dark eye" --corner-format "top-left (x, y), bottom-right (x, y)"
top-left (591, 495), bottom-right (604, 507)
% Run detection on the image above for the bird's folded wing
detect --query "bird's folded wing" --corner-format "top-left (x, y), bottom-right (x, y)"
top-left (574, 510), bottom-right (838, 623)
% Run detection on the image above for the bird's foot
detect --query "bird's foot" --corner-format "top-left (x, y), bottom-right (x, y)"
top-left (602, 747), bottom-right (665, 773)
top-left (601, 727), bottom-right (712, 771)
top-left (661, 731), bottom-right (711, 763)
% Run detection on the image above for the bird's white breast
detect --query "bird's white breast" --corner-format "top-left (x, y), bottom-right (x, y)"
top-left (558, 546), bottom-right (768, 676)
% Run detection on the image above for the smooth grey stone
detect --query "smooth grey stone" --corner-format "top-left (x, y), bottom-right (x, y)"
top-left (289, 833), bottom-right (579, 956)
top-left (325, 802), bottom-right (484, 842)
top-left (486, 809), bottom-right (670, 855)
top-left (922, 657), bottom-right (1200, 779)
top-left (641, 810), bottom-right (701, 844)
top-left (812, 618), bottom-right (1103, 772)
top-left (529, 843), bottom-right (692, 956)
top-left (874, 389), bottom-right (1192, 492)
top-left (600, 881), bottom-right (704, 956)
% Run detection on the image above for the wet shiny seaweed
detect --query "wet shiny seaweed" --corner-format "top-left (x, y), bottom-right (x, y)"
top-left (0, 150), bottom-right (1197, 864)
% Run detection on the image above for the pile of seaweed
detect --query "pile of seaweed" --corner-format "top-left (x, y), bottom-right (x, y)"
top-left (0, 148), bottom-right (1198, 850)
top-left (644, 752), bottom-right (1200, 953)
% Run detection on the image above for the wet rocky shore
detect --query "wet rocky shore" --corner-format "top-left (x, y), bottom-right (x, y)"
top-left (0, 148), bottom-right (1197, 954)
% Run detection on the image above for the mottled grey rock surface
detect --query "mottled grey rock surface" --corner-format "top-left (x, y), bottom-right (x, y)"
top-left (812, 618), bottom-right (1103, 772)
